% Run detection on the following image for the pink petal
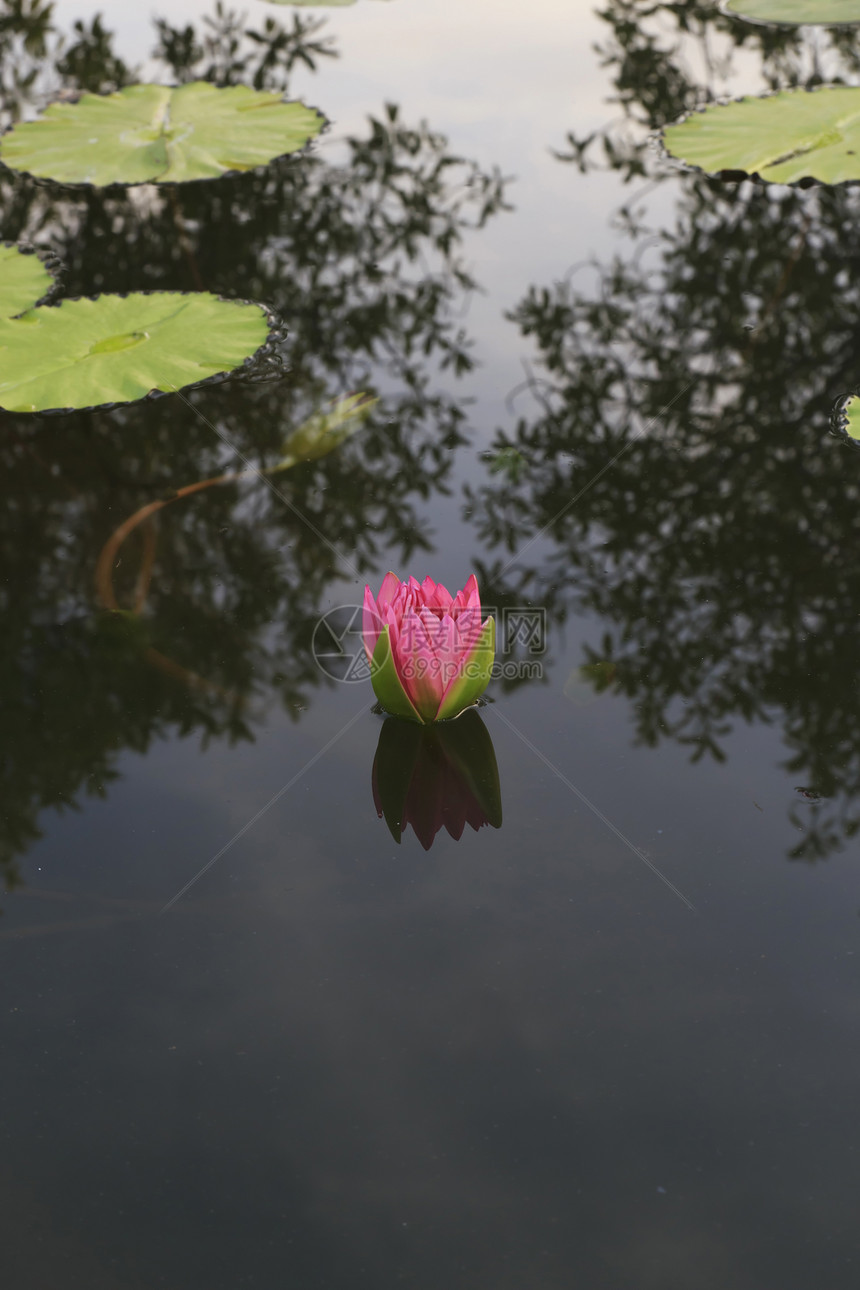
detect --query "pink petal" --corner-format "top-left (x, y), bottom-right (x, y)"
top-left (451, 574), bottom-right (481, 616)
top-left (453, 605), bottom-right (483, 653)
top-left (393, 608), bottom-right (447, 720)
top-left (376, 571), bottom-right (402, 614)
top-left (384, 609), bottom-right (424, 709)
top-left (362, 584), bottom-right (384, 662)
top-left (428, 581), bottom-right (453, 612)
top-left (462, 574), bottom-right (481, 610)
top-left (419, 608), bottom-right (462, 690)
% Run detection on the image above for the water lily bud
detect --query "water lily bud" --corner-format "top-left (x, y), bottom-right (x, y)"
top-left (362, 573), bottom-right (495, 723)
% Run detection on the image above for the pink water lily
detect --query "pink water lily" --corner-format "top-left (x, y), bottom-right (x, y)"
top-left (363, 573), bottom-right (495, 723)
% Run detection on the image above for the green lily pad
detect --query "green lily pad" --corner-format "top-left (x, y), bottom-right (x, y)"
top-left (664, 87), bottom-right (860, 186)
top-left (0, 244), bottom-right (55, 320)
top-left (835, 394), bottom-right (860, 443)
top-left (0, 292), bottom-right (270, 412)
top-left (724, 0), bottom-right (860, 24)
top-left (0, 82), bottom-right (325, 186)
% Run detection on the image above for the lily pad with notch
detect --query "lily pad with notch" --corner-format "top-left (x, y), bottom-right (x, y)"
top-left (723, 0), bottom-right (860, 24)
top-left (0, 291), bottom-right (272, 413)
top-left (0, 81), bottom-right (325, 186)
top-left (663, 87), bottom-right (860, 186)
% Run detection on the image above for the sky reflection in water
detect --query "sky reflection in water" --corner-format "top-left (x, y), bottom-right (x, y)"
top-left (3, 2), bottom-right (860, 1287)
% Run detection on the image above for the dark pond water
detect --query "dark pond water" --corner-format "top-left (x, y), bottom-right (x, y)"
top-left (4, 2), bottom-right (860, 1286)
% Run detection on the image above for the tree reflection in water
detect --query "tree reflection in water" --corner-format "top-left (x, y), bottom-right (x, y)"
top-left (0, 1), bottom-right (508, 886)
top-left (469, 0), bottom-right (860, 862)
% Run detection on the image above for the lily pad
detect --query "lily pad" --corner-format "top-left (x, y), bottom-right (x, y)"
top-left (0, 244), bottom-right (55, 320)
top-left (0, 82), bottom-right (325, 186)
top-left (664, 88), bottom-right (860, 186)
top-left (724, 0), bottom-right (860, 24)
top-left (835, 394), bottom-right (860, 443)
top-left (0, 292), bottom-right (270, 412)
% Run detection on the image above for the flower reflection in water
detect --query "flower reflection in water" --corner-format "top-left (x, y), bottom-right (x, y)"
top-left (371, 708), bottom-right (503, 851)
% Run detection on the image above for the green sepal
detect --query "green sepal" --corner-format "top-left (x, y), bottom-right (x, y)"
top-left (370, 626), bottom-right (424, 723)
top-left (436, 617), bottom-right (495, 722)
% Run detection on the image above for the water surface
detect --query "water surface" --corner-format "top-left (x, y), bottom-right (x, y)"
top-left (3, 2), bottom-right (860, 1286)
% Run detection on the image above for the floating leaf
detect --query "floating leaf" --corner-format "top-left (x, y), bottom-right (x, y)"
top-left (664, 87), bottom-right (860, 186)
top-left (724, 0), bottom-right (860, 24)
top-left (835, 393), bottom-right (860, 442)
top-left (0, 244), bottom-right (55, 320)
top-left (0, 82), bottom-right (325, 186)
top-left (0, 292), bottom-right (270, 412)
